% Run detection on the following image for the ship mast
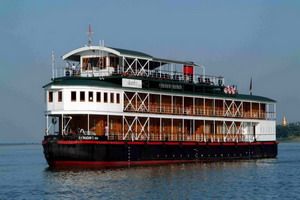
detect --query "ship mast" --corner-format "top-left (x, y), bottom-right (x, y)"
top-left (51, 50), bottom-right (55, 80)
top-left (87, 24), bottom-right (93, 46)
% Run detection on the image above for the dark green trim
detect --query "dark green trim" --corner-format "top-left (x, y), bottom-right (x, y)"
top-left (43, 77), bottom-right (276, 103)
top-left (152, 57), bottom-right (195, 66)
top-left (109, 47), bottom-right (153, 58)
top-left (109, 47), bottom-right (196, 65)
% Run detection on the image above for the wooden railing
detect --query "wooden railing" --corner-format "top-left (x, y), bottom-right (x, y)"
top-left (124, 103), bottom-right (273, 120)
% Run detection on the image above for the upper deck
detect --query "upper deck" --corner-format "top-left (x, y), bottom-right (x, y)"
top-left (54, 45), bottom-right (227, 93)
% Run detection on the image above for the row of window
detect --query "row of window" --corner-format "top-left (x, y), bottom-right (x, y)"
top-left (48, 91), bottom-right (62, 102)
top-left (48, 91), bottom-right (120, 104)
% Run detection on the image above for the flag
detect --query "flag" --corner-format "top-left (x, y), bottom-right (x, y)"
top-left (249, 77), bottom-right (252, 95)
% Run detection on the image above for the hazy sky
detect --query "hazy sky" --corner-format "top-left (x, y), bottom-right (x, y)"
top-left (0, 0), bottom-right (299, 143)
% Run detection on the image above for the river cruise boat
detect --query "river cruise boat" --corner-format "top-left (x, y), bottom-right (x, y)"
top-left (42, 39), bottom-right (277, 168)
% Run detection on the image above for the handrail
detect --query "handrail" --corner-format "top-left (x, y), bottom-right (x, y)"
top-left (54, 65), bottom-right (225, 87)
top-left (46, 132), bottom-right (252, 143)
top-left (123, 103), bottom-right (275, 120)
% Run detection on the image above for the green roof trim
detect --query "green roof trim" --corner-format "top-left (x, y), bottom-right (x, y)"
top-left (109, 47), bottom-right (153, 58)
top-left (43, 77), bottom-right (120, 88)
top-left (44, 77), bottom-right (276, 103)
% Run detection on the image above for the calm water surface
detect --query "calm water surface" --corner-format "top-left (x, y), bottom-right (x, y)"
top-left (0, 143), bottom-right (299, 200)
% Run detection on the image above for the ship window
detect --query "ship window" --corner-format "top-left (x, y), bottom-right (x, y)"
top-left (48, 91), bottom-right (53, 102)
top-left (110, 93), bottom-right (114, 103)
top-left (58, 91), bottom-right (62, 102)
top-left (89, 91), bottom-right (93, 102)
top-left (80, 91), bottom-right (85, 102)
top-left (116, 93), bottom-right (120, 104)
top-left (96, 92), bottom-right (101, 102)
top-left (71, 91), bottom-right (76, 101)
top-left (104, 92), bottom-right (108, 103)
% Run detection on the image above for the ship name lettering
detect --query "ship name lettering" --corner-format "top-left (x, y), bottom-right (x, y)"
top-left (159, 83), bottom-right (182, 90)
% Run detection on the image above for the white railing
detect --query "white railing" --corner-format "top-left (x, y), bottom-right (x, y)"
top-left (52, 64), bottom-right (225, 87)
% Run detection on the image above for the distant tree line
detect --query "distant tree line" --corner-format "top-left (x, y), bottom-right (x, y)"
top-left (276, 122), bottom-right (300, 139)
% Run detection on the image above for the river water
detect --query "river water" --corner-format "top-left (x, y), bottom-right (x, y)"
top-left (0, 143), bottom-right (299, 200)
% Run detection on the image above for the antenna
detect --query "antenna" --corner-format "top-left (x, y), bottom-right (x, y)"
top-left (249, 77), bottom-right (253, 95)
top-left (51, 50), bottom-right (55, 80)
top-left (87, 24), bottom-right (93, 46)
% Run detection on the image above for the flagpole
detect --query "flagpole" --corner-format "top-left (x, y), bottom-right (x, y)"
top-left (249, 77), bottom-right (252, 95)
top-left (51, 50), bottom-right (55, 80)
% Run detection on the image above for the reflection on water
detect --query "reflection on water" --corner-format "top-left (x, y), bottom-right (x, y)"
top-left (43, 162), bottom-right (253, 199)
top-left (0, 143), bottom-right (300, 199)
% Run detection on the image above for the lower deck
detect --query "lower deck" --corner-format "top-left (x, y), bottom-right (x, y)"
top-left (46, 114), bottom-right (269, 143)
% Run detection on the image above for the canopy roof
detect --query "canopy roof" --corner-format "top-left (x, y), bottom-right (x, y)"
top-left (62, 45), bottom-right (195, 66)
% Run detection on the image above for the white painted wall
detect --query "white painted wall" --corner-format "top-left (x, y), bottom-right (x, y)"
top-left (46, 89), bottom-right (64, 111)
top-left (46, 86), bottom-right (124, 113)
top-left (242, 121), bottom-right (276, 142)
top-left (255, 120), bottom-right (276, 141)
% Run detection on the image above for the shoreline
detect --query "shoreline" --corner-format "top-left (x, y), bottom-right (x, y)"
top-left (0, 142), bottom-right (40, 146)
top-left (278, 136), bottom-right (300, 143)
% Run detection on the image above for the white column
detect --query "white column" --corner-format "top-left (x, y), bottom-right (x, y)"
top-left (241, 102), bottom-right (244, 117)
top-left (182, 97), bottom-right (184, 114)
top-left (160, 94), bottom-right (162, 113)
top-left (106, 56), bottom-right (110, 67)
top-left (159, 62), bottom-right (162, 78)
top-left (203, 98), bottom-right (206, 115)
top-left (135, 92), bottom-right (138, 112)
top-left (223, 99), bottom-right (225, 117)
top-left (147, 117), bottom-right (150, 141)
top-left (122, 56), bottom-right (125, 73)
